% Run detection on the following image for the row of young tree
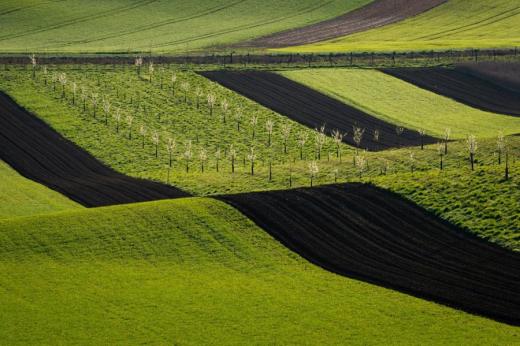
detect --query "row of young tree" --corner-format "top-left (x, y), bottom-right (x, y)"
top-left (27, 55), bottom-right (515, 186)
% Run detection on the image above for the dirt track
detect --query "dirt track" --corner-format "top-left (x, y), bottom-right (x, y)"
top-left (201, 70), bottom-right (437, 151)
top-left (244, 0), bottom-right (447, 48)
top-left (382, 67), bottom-right (520, 117)
top-left (0, 92), bottom-right (189, 207)
top-left (219, 183), bottom-right (520, 325)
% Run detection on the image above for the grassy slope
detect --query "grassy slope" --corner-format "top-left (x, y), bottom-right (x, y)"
top-left (1, 197), bottom-right (518, 344)
top-left (281, 0), bottom-right (520, 53)
top-left (0, 0), bottom-right (369, 53)
top-left (281, 68), bottom-right (520, 139)
top-left (0, 160), bottom-right (80, 219)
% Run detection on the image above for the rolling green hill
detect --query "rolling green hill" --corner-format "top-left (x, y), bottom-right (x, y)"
top-left (0, 197), bottom-right (518, 344)
top-left (0, 0), bottom-right (369, 54)
top-left (0, 160), bottom-right (80, 219)
top-left (281, 68), bottom-right (520, 139)
top-left (280, 0), bottom-right (520, 53)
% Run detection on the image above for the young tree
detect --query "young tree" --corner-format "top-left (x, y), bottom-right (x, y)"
top-left (58, 73), bottom-right (67, 98)
top-left (126, 115), bottom-right (134, 139)
top-left (297, 131), bottom-right (308, 160)
top-left (229, 144), bottom-right (237, 173)
top-left (42, 66), bottom-right (48, 85)
top-left (250, 114), bottom-right (258, 140)
top-left (171, 73), bottom-right (177, 96)
top-left (308, 161), bottom-right (319, 187)
top-left (113, 108), bottom-right (122, 133)
top-left (199, 147), bottom-right (207, 173)
top-left (195, 87), bottom-right (203, 109)
top-left (235, 108), bottom-right (242, 131)
top-left (91, 93), bottom-right (98, 118)
top-left (355, 153), bottom-right (367, 178)
top-left (281, 123), bottom-right (292, 154)
top-left (181, 81), bottom-right (190, 103)
top-left (29, 54), bottom-right (37, 79)
top-left (151, 130), bottom-right (160, 157)
top-left (381, 159), bottom-right (390, 175)
top-left (80, 87), bottom-right (87, 112)
top-left (504, 145), bottom-right (510, 180)
top-left (166, 137), bottom-right (176, 167)
top-left (148, 61), bottom-right (154, 83)
top-left (247, 146), bottom-right (256, 175)
top-left (497, 131), bottom-right (505, 165)
top-left (159, 67), bottom-right (164, 89)
top-left (395, 126), bottom-right (404, 147)
top-left (443, 128), bottom-right (451, 155)
top-left (139, 123), bottom-right (146, 147)
top-left (314, 126), bottom-right (326, 160)
top-left (331, 129), bottom-right (344, 161)
top-left (437, 142), bottom-right (444, 170)
top-left (215, 148), bottom-right (221, 172)
top-left (373, 129), bottom-right (380, 144)
top-left (221, 99), bottom-right (229, 123)
top-left (352, 126), bottom-right (365, 154)
top-left (71, 81), bottom-right (77, 105)
top-left (466, 134), bottom-right (478, 171)
top-left (183, 140), bottom-right (192, 173)
top-left (409, 151), bottom-right (415, 173)
top-left (265, 119), bottom-right (274, 147)
top-left (134, 57), bottom-right (143, 76)
top-left (207, 93), bottom-right (216, 116)
top-left (418, 128), bottom-right (426, 150)
top-left (333, 168), bottom-right (339, 183)
top-left (102, 97), bottom-right (111, 125)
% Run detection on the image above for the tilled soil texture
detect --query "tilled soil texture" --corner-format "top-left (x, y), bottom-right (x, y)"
top-left (0, 92), bottom-right (190, 207)
top-left (457, 62), bottom-right (520, 93)
top-left (382, 67), bottom-right (520, 117)
top-left (243, 0), bottom-right (447, 48)
top-left (201, 71), bottom-right (437, 151)
top-left (218, 183), bottom-right (520, 325)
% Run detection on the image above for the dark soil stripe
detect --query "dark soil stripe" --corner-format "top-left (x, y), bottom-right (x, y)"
top-left (382, 67), bottom-right (520, 117)
top-left (200, 70), bottom-right (437, 151)
top-left (217, 183), bottom-right (520, 325)
top-left (243, 0), bottom-right (447, 48)
top-left (0, 92), bottom-right (189, 207)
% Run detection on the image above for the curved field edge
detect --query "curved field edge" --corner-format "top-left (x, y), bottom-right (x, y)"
top-left (0, 197), bottom-right (518, 344)
top-left (278, 0), bottom-right (520, 53)
top-left (0, 0), bottom-right (370, 53)
top-left (280, 68), bottom-right (520, 139)
top-left (0, 160), bottom-right (81, 220)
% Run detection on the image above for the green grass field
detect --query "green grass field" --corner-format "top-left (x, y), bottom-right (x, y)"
top-left (0, 0), bottom-right (369, 54)
top-left (281, 68), bottom-right (520, 139)
top-left (280, 0), bottom-right (520, 53)
top-left (1, 196), bottom-right (518, 344)
top-left (0, 160), bottom-right (80, 219)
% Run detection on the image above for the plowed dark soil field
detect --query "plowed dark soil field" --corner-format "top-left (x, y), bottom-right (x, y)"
top-left (201, 71), bottom-right (437, 151)
top-left (457, 62), bottom-right (520, 93)
top-left (245, 0), bottom-right (447, 48)
top-left (382, 67), bottom-right (520, 117)
top-left (0, 92), bottom-right (189, 207)
top-left (219, 183), bottom-right (520, 325)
